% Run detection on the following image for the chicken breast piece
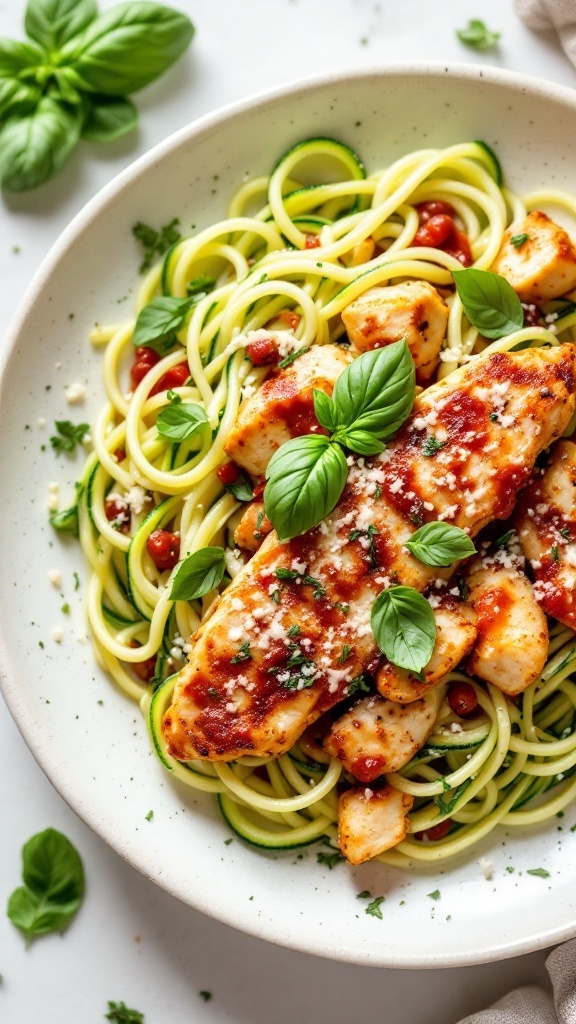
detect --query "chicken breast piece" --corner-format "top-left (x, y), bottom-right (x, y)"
top-left (338, 785), bottom-right (413, 865)
top-left (325, 685), bottom-right (445, 783)
top-left (463, 553), bottom-right (548, 696)
top-left (163, 345), bottom-right (575, 762)
top-left (491, 211), bottom-right (576, 302)
top-left (341, 281), bottom-right (449, 384)
top-left (376, 603), bottom-right (477, 703)
top-left (515, 439), bottom-right (576, 629)
top-left (224, 343), bottom-right (352, 476)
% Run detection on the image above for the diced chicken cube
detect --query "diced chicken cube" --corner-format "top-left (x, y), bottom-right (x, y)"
top-left (338, 784), bottom-right (413, 864)
top-left (234, 501), bottom-right (272, 552)
top-left (464, 562), bottom-right (548, 696)
top-left (376, 604), bottom-right (477, 703)
top-left (515, 439), bottom-right (576, 630)
top-left (224, 344), bottom-right (351, 476)
top-left (325, 686), bottom-right (445, 782)
top-left (491, 211), bottom-right (576, 302)
top-left (341, 281), bottom-right (449, 384)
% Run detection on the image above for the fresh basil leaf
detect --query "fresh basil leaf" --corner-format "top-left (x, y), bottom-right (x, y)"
top-left (226, 471), bottom-right (254, 502)
top-left (81, 94), bottom-right (138, 142)
top-left (25, 0), bottom-right (97, 51)
top-left (0, 97), bottom-right (82, 192)
top-left (405, 522), bottom-right (476, 567)
top-left (49, 69), bottom-right (82, 105)
top-left (0, 38), bottom-right (44, 75)
top-left (132, 296), bottom-right (193, 353)
top-left (156, 400), bottom-right (207, 442)
top-left (452, 268), bottom-right (523, 339)
top-left (0, 76), bottom-right (40, 119)
top-left (264, 435), bottom-right (348, 541)
top-left (7, 828), bottom-right (84, 945)
top-left (313, 388), bottom-right (338, 433)
top-left (170, 546), bottom-right (226, 601)
top-left (331, 341), bottom-right (415, 441)
top-left (371, 585), bottom-right (436, 675)
top-left (61, 2), bottom-right (195, 96)
top-left (334, 428), bottom-right (385, 456)
top-left (456, 19), bottom-right (500, 50)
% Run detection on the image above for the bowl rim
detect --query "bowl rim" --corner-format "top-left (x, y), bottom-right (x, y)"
top-left (3, 61), bottom-right (576, 969)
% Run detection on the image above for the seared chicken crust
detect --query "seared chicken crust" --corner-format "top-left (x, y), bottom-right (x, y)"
top-left (163, 345), bottom-right (576, 763)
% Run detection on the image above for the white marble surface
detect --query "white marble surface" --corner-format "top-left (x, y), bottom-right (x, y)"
top-left (1, 1), bottom-right (575, 1021)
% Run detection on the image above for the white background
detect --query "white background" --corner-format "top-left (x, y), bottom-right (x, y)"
top-left (1, 2), bottom-right (575, 1021)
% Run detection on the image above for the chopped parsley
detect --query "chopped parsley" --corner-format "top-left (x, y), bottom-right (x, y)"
top-left (422, 435), bottom-right (446, 458)
top-left (207, 687), bottom-right (219, 699)
top-left (61, 603), bottom-right (70, 614)
top-left (73, 571), bottom-right (81, 591)
top-left (317, 850), bottom-right (344, 869)
top-left (274, 566), bottom-right (326, 599)
top-left (50, 420), bottom-right (90, 454)
top-left (132, 217), bottom-right (181, 273)
top-left (349, 524), bottom-right (379, 570)
top-left (144, 810), bottom-right (153, 822)
top-left (560, 527), bottom-right (571, 539)
top-left (334, 601), bottom-right (350, 615)
top-left (278, 346), bottom-right (310, 369)
top-left (427, 889), bottom-right (441, 901)
top-left (365, 896), bottom-right (385, 919)
top-left (199, 991), bottom-right (212, 1002)
top-left (287, 624), bottom-right (301, 638)
top-left (489, 412), bottom-right (499, 423)
top-left (347, 675), bottom-right (370, 696)
top-left (356, 890), bottom-right (371, 899)
top-left (338, 644), bottom-right (351, 665)
top-left (436, 778), bottom-right (472, 815)
top-left (510, 233), bottom-right (529, 249)
top-left (456, 575), bottom-right (469, 601)
top-left (230, 640), bottom-right (252, 664)
top-left (506, 866), bottom-right (515, 873)
top-left (551, 545), bottom-right (560, 562)
top-left (105, 1001), bottom-right (144, 1023)
top-left (527, 867), bottom-right (550, 879)
top-left (495, 529), bottom-right (513, 550)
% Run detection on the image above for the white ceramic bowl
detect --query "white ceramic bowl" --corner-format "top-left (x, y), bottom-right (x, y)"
top-left (3, 64), bottom-right (576, 969)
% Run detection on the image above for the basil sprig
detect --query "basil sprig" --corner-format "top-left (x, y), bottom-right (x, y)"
top-left (371, 585), bottom-right (436, 675)
top-left (405, 522), bottom-right (476, 567)
top-left (7, 828), bottom-right (85, 945)
top-left (156, 392), bottom-right (208, 443)
top-left (0, 0), bottom-right (194, 192)
top-left (265, 341), bottom-right (415, 540)
top-left (170, 546), bottom-right (226, 602)
top-left (265, 435), bottom-right (348, 542)
top-left (453, 268), bottom-right (523, 339)
top-left (132, 296), bottom-right (194, 353)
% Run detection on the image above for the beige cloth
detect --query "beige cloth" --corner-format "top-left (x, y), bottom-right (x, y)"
top-left (457, 940), bottom-right (576, 1023)
top-left (515, 0), bottom-right (576, 66)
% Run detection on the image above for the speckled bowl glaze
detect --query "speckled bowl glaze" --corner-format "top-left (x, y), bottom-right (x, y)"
top-left (2, 64), bottom-right (576, 969)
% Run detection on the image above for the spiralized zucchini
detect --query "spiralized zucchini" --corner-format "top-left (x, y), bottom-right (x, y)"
top-left (68, 137), bottom-right (576, 865)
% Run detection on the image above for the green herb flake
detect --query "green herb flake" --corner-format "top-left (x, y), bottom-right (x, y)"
top-left (186, 274), bottom-right (215, 297)
top-left (510, 233), bottom-right (529, 249)
top-left (457, 19), bottom-right (500, 50)
top-left (347, 675), bottom-right (370, 696)
top-left (278, 346), bottom-right (310, 370)
top-left (224, 838), bottom-right (233, 846)
top-left (495, 530), bottom-right (513, 550)
top-left (230, 640), bottom-right (251, 664)
top-left (73, 572), bottom-right (81, 591)
top-left (422, 435), bottom-right (446, 458)
top-left (50, 420), bottom-right (90, 454)
top-left (356, 890), bottom-right (372, 899)
top-left (560, 527), bottom-right (571, 540)
top-left (527, 867), bottom-right (550, 879)
top-left (199, 991), bottom-right (212, 1002)
top-left (287, 624), bottom-right (301, 638)
top-left (427, 889), bottom-right (441, 901)
top-left (144, 810), bottom-right (153, 822)
top-left (338, 644), bottom-right (351, 665)
top-left (61, 602), bottom-right (70, 614)
top-left (436, 778), bottom-right (472, 815)
top-left (207, 687), bottom-right (219, 700)
top-left (365, 896), bottom-right (385, 919)
top-left (506, 866), bottom-right (515, 873)
top-left (105, 1001), bottom-right (145, 1023)
top-left (316, 850), bottom-right (344, 869)
top-left (551, 545), bottom-right (560, 563)
top-left (133, 218), bottom-right (181, 273)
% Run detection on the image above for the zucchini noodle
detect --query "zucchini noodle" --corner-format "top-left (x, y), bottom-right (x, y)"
top-left (63, 138), bottom-right (576, 866)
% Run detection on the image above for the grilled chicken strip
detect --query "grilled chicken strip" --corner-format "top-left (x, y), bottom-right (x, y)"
top-left (338, 785), bottom-right (414, 865)
top-left (341, 281), bottom-right (449, 384)
top-left (163, 344), bottom-right (576, 763)
top-left (224, 343), bottom-right (351, 477)
top-left (324, 685), bottom-right (446, 783)
top-left (463, 549), bottom-right (549, 696)
top-left (491, 211), bottom-right (576, 303)
top-left (515, 439), bottom-right (576, 630)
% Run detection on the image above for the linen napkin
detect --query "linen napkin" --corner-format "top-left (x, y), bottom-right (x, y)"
top-left (515, 0), bottom-right (576, 66)
top-left (457, 939), bottom-right (576, 1023)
